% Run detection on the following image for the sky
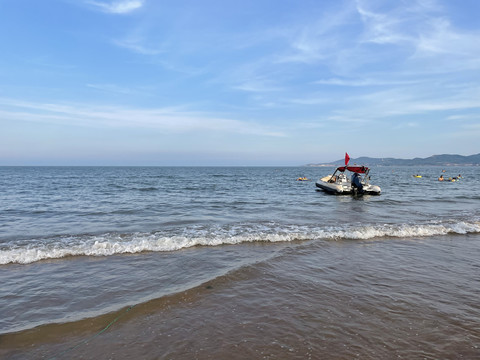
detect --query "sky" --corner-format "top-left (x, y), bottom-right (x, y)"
top-left (0, 0), bottom-right (479, 166)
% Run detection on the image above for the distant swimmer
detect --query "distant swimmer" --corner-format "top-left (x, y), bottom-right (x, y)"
top-left (438, 175), bottom-right (444, 181)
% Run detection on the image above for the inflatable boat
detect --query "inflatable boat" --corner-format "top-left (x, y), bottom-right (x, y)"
top-left (316, 165), bottom-right (381, 195)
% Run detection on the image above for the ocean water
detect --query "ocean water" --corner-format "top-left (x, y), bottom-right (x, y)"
top-left (1, 166), bottom-right (479, 359)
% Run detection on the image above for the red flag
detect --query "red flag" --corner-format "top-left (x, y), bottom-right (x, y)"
top-left (345, 152), bottom-right (350, 166)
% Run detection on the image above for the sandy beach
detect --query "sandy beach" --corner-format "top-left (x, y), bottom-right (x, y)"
top-left (2, 234), bottom-right (479, 360)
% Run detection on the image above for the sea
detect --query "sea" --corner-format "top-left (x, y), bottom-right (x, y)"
top-left (1, 166), bottom-right (479, 359)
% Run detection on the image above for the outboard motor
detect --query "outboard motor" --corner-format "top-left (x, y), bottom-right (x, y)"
top-left (351, 173), bottom-right (364, 193)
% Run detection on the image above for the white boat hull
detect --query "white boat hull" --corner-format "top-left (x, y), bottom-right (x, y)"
top-left (316, 177), bottom-right (351, 194)
top-left (316, 176), bottom-right (381, 195)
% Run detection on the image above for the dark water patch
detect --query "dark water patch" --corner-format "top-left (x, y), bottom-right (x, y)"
top-left (135, 187), bottom-right (158, 192)
top-left (107, 183), bottom-right (126, 189)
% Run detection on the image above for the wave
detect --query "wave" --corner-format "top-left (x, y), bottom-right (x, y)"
top-left (1, 220), bottom-right (480, 265)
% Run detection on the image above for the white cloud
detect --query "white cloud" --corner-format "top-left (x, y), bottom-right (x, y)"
top-left (356, 2), bottom-right (412, 45)
top-left (332, 83), bottom-right (480, 121)
top-left (446, 114), bottom-right (479, 121)
top-left (276, 4), bottom-right (356, 65)
top-left (233, 79), bottom-right (283, 93)
top-left (287, 96), bottom-right (331, 106)
top-left (113, 36), bottom-right (163, 55)
top-left (412, 18), bottom-right (480, 72)
top-left (87, 0), bottom-right (144, 14)
top-left (354, 0), bottom-right (480, 72)
top-left (393, 122), bottom-right (419, 130)
top-left (315, 77), bottom-right (421, 87)
top-left (0, 98), bottom-right (285, 137)
top-left (87, 83), bottom-right (136, 94)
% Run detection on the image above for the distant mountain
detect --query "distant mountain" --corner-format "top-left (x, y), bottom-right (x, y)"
top-left (307, 153), bottom-right (480, 166)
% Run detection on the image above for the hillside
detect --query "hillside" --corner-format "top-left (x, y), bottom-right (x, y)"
top-left (307, 153), bottom-right (480, 166)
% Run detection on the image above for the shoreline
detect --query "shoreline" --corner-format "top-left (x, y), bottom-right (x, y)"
top-left (2, 235), bottom-right (479, 359)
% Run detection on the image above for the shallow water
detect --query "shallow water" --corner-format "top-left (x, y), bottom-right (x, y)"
top-left (0, 166), bottom-right (479, 358)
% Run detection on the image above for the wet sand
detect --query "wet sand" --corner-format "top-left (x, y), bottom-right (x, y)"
top-left (2, 235), bottom-right (479, 359)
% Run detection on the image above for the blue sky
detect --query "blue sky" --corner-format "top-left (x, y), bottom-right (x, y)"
top-left (0, 0), bottom-right (479, 165)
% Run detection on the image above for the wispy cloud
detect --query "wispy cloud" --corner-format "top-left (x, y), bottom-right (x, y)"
top-left (113, 36), bottom-right (163, 55)
top-left (355, 0), bottom-right (415, 45)
top-left (87, 0), bottom-right (144, 14)
top-left (287, 96), bottom-right (332, 106)
top-left (393, 122), bottom-right (420, 130)
top-left (315, 77), bottom-right (422, 87)
top-left (0, 98), bottom-right (285, 137)
top-left (412, 18), bottom-right (480, 72)
top-left (232, 78), bottom-right (283, 93)
top-left (446, 114), bottom-right (479, 121)
top-left (330, 83), bottom-right (480, 121)
top-left (87, 83), bottom-right (137, 95)
top-left (354, 0), bottom-right (480, 71)
top-left (275, 4), bottom-right (357, 65)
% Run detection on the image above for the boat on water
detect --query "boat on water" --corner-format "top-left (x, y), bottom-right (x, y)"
top-left (315, 153), bottom-right (381, 195)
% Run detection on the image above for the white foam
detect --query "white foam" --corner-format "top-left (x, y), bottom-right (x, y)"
top-left (1, 220), bottom-right (479, 265)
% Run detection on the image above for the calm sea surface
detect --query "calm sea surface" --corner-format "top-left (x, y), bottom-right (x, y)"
top-left (1, 166), bottom-right (479, 359)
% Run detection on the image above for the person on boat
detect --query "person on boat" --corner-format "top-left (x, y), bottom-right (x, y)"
top-left (438, 175), bottom-right (444, 181)
top-left (351, 172), bottom-right (364, 193)
top-left (328, 175), bottom-right (337, 183)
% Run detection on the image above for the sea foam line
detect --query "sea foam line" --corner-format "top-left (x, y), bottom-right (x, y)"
top-left (1, 220), bottom-right (479, 265)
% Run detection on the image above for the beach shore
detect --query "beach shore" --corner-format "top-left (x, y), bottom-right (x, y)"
top-left (2, 235), bottom-right (479, 360)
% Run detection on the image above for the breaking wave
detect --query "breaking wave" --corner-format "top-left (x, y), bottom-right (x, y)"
top-left (2, 220), bottom-right (480, 265)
